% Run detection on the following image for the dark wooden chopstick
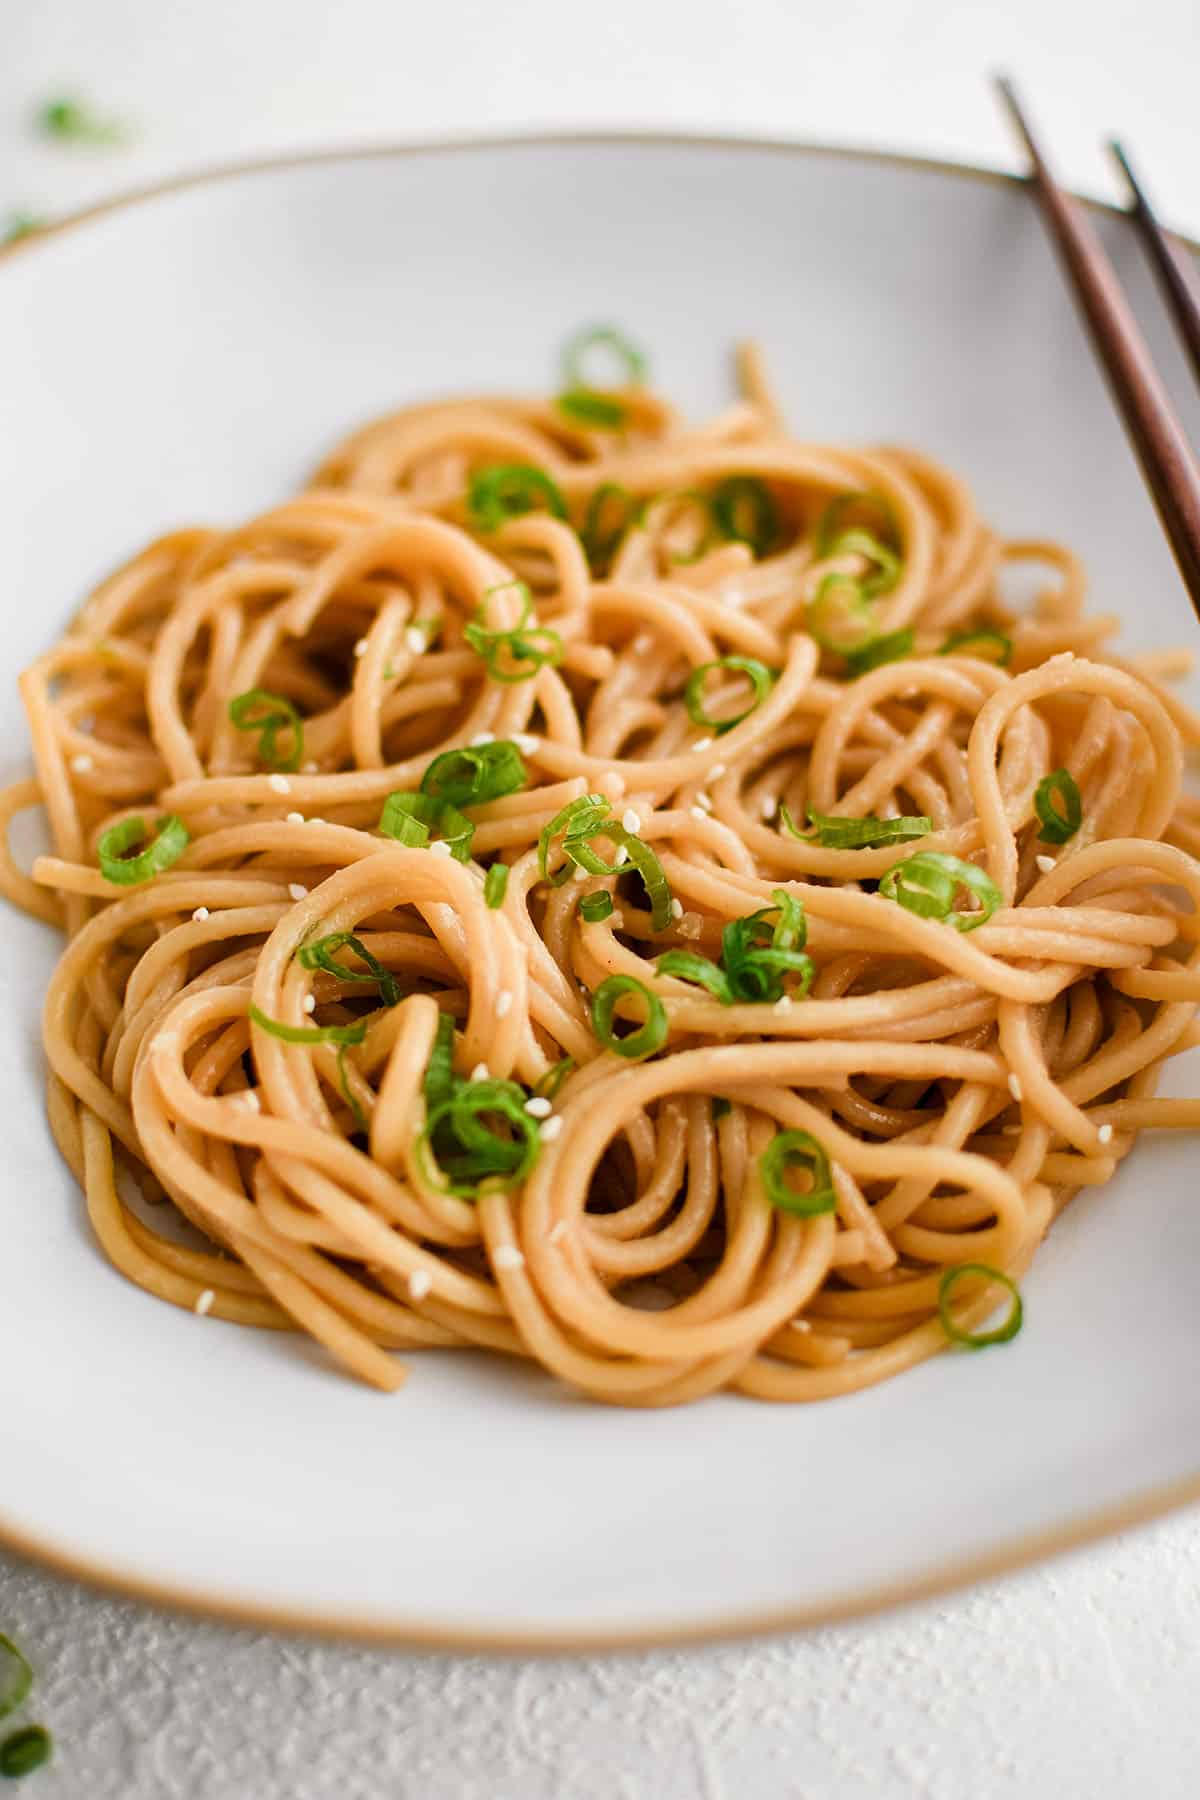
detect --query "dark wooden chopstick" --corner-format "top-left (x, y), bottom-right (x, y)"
top-left (1108, 139), bottom-right (1200, 388)
top-left (994, 75), bottom-right (1200, 621)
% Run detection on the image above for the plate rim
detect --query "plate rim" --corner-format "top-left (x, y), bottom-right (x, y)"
top-left (4, 128), bottom-right (1198, 1652)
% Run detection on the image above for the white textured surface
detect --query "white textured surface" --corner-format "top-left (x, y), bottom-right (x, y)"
top-left (3, 2), bottom-right (1200, 1794)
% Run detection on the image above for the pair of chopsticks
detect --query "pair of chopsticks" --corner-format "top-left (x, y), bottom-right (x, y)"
top-left (995, 78), bottom-right (1200, 621)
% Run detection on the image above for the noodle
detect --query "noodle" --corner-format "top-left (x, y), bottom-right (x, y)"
top-left (7, 336), bottom-right (1200, 1405)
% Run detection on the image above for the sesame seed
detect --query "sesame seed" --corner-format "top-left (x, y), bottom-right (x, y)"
top-left (695, 791), bottom-right (713, 812)
top-left (288, 883), bottom-right (308, 901)
top-left (194, 1289), bottom-right (215, 1316)
top-left (303, 994), bottom-right (316, 1014)
top-left (493, 1245), bottom-right (525, 1271)
top-left (761, 796), bottom-right (778, 820)
top-left (408, 1268), bottom-right (433, 1301)
top-left (405, 626), bottom-right (426, 654)
top-left (633, 633), bottom-right (654, 654)
top-left (613, 843), bottom-right (629, 867)
top-left (469, 731), bottom-right (495, 746)
top-left (1036, 854), bottom-right (1056, 874)
top-left (525, 1095), bottom-right (553, 1118)
top-left (286, 811), bottom-right (304, 825)
top-left (1008, 1074), bottom-right (1023, 1102)
top-left (267, 773), bottom-right (291, 794)
top-left (622, 808), bottom-right (641, 834)
top-left (670, 897), bottom-right (684, 920)
top-left (571, 863), bottom-right (587, 881)
top-left (239, 1091), bottom-right (261, 1112)
top-left (690, 806), bottom-right (708, 820)
top-left (691, 737), bottom-right (713, 753)
top-left (70, 752), bottom-right (94, 773)
top-left (789, 1318), bottom-right (811, 1333)
top-left (678, 913), bottom-right (702, 940)
top-left (773, 995), bottom-right (793, 1014)
top-left (548, 1219), bottom-right (568, 1245)
top-left (540, 1115), bottom-right (564, 1142)
top-left (709, 763), bottom-right (726, 780)
top-left (192, 906), bottom-right (210, 922)
top-left (429, 839), bottom-right (453, 858)
top-left (496, 990), bottom-right (513, 1018)
top-left (471, 1063), bottom-right (490, 1081)
top-left (353, 637), bottom-right (369, 657)
top-left (513, 732), bottom-right (539, 754)
top-left (1098, 1123), bottom-right (1114, 1145)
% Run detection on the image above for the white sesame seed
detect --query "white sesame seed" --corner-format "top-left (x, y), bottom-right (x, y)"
top-left (429, 839), bottom-right (453, 858)
top-left (709, 762), bottom-right (726, 780)
top-left (695, 791), bottom-right (713, 812)
top-left (633, 633), bottom-right (654, 654)
top-left (70, 752), bottom-right (94, 773)
top-left (1098, 1123), bottom-right (1114, 1145)
top-left (471, 1062), bottom-right (490, 1082)
top-left (408, 1268), bottom-right (433, 1300)
top-left (288, 883), bottom-right (308, 901)
top-left (493, 1245), bottom-right (525, 1271)
top-left (670, 897), bottom-right (684, 920)
top-left (761, 795), bottom-right (778, 820)
top-left (789, 1318), bottom-right (811, 1333)
top-left (773, 995), bottom-right (793, 1014)
top-left (285, 811), bottom-right (304, 825)
top-left (239, 1090), bottom-right (261, 1112)
top-left (496, 990), bottom-right (513, 1018)
top-left (547, 1219), bottom-right (568, 1245)
top-left (354, 637), bottom-right (369, 657)
top-left (513, 732), bottom-right (539, 754)
top-left (677, 913), bottom-right (702, 940)
top-left (267, 773), bottom-right (291, 794)
top-left (405, 626), bottom-right (426, 655)
top-left (192, 906), bottom-right (210, 922)
top-left (571, 863), bottom-right (588, 881)
top-left (691, 736), bottom-right (713, 753)
top-left (690, 806), bottom-right (708, 820)
top-left (525, 1095), bottom-right (553, 1118)
top-left (622, 808), bottom-right (641, 834)
top-left (194, 1289), bottom-right (215, 1316)
top-left (469, 730), bottom-right (495, 746)
top-left (613, 843), bottom-right (629, 867)
top-left (1036, 854), bottom-right (1056, 874)
top-left (540, 1115), bottom-right (564, 1142)
top-left (303, 994), bottom-right (316, 1014)
top-left (309, 817), bottom-right (326, 826)
top-left (1008, 1074), bottom-right (1023, 1102)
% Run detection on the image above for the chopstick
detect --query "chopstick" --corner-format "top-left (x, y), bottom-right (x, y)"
top-left (994, 76), bottom-right (1200, 621)
top-left (1108, 140), bottom-right (1200, 388)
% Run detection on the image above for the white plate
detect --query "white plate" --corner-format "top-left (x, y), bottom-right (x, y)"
top-left (2, 135), bottom-right (1199, 1650)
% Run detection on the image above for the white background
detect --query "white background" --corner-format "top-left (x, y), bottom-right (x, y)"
top-left (3, 2), bottom-right (1200, 1795)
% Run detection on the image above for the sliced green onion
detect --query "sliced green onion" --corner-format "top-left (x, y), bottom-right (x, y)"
top-left (484, 863), bottom-right (510, 908)
top-left (337, 1045), bottom-right (368, 1132)
top-left (580, 890), bottom-right (614, 923)
top-left (463, 583), bottom-right (563, 685)
top-left (535, 1056), bottom-right (575, 1100)
top-left (824, 528), bottom-right (901, 599)
top-left (467, 464), bottom-right (568, 533)
top-left (3, 213), bottom-right (42, 244)
top-left (228, 687), bottom-right (305, 772)
top-left (38, 95), bottom-right (124, 143)
top-left (420, 741), bottom-right (527, 809)
top-left (939, 629), bottom-right (1013, 666)
top-left (797, 808), bottom-right (933, 849)
top-left (879, 851), bottom-right (1001, 931)
top-left (0, 1725), bottom-right (52, 1778)
top-left (591, 974), bottom-right (668, 1060)
top-left (538, 794), bottom-right (611, 883)
top-left (650, 488), bottom-right (717, 564)
top-left (424, 1012), bottom-right (458, 1112)
top-left (807, 572), bottom-right (877, 655)
top-left (0, 1637), bottom-right (32, 1722)
top-left (563, 822), bottom-right (673, 931)
top-left (937, 1262), bottom-right (1024, 1348)
top-left (419, 1078), bottom-right (541, 1197)
top-left (710, 476), bottom-right (778, 558)
top-left (760, 1129), bottom-right (837, 1216)
top-left (248, 1003), bottom-right (366, 1047)
top-left (557, 389), bottom-right (626, 429)
top-left (1034, 768), bottom-right (1082, 844)
top-left (844, 627), bottom-right (914, 677)
top-left (98, 813), bottom-right (189, 886)
top-left (683, 656), bottom-right (776, 736)
top-left (656, 950), bottom-right (734, 1004)
top-left (712, 1096), bottom-right (732, 1120)
top-left (561, 325), bottom-right (647, 390)
top-left (814, 490), bottom-right (898, 556)
top-left (580, 482), bottom-right (640, 571)
top-left (378, 790), bottom-right (474, 861)
top-left (297, 931), bottom-right (401, 1007)
top-left (720, 888), bottom-right (814, 1003)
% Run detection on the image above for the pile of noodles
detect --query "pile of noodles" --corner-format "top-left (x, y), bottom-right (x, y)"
top-left (6, 334), bottom-right (1200, 1405)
